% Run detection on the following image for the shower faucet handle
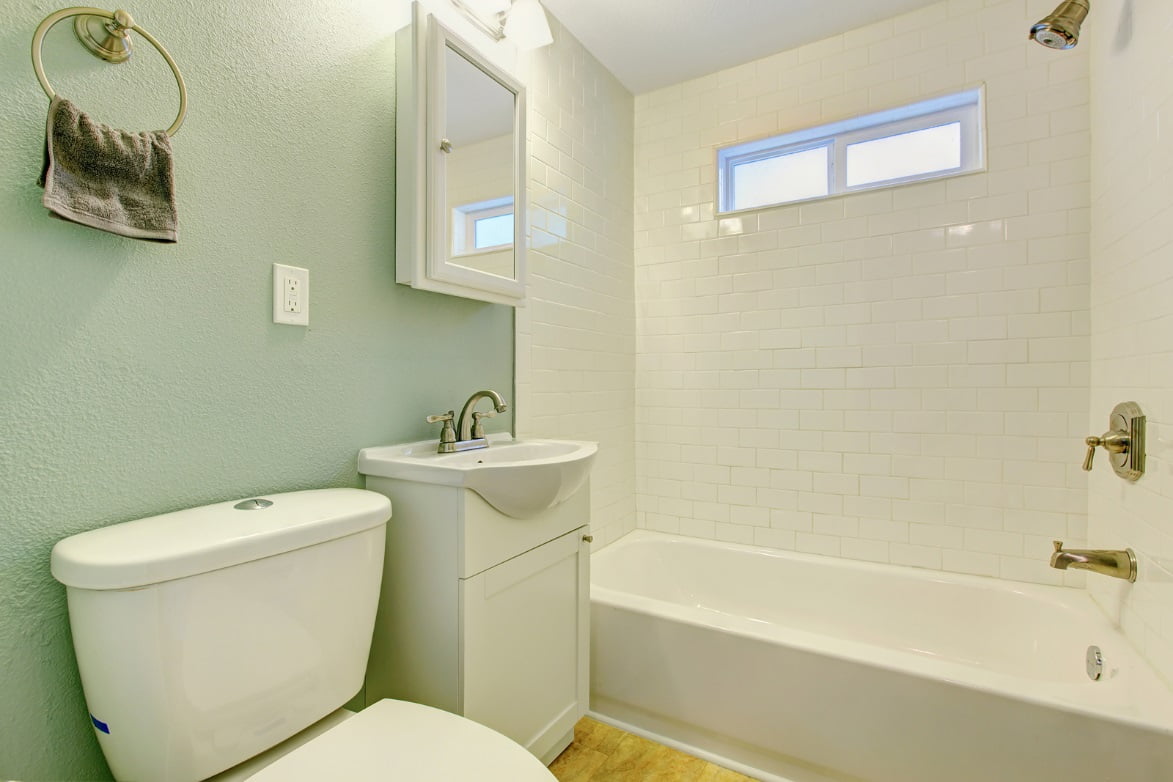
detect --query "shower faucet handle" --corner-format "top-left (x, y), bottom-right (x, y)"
top-left (1082, 437), bottom-right (1098, 471)
top-left (1082, 402), bottom-right (1145, 481)
top-left (1082, 431), bottom-right (1129, 471)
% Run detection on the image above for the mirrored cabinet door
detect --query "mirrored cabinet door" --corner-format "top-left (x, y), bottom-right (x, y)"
top-left (441, 44), bottom-right (517, 280)
top-left (396, 4), bottom-right (526, 305)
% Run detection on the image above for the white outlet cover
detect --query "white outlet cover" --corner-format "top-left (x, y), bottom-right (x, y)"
top-left (273, 263), bottom-right (309, 326)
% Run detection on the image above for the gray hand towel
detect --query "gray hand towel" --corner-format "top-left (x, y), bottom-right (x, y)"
top-left (38, 96), bottom-right (178, 242)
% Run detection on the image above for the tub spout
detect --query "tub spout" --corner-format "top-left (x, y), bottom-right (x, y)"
top-left (1050, 540), bottom-right (1136, 582)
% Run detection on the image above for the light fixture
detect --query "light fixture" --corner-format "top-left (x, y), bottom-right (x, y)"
top-left (450, 0), bottom-right (553, 50)
top-left (503, 0), bottom-right (553, 49)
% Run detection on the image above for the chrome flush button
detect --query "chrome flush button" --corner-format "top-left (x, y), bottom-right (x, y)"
top-left (234, 498), bottom-right (274, 510)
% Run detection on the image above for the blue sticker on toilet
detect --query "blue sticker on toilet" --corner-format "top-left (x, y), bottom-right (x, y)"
top-left (91, 714), bottom-right (110, 734)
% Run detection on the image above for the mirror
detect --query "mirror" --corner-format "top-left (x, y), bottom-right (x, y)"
top-left (443, 45), bottom-right (516, 279)
top-left (396, 6), bottom-right (527, 305)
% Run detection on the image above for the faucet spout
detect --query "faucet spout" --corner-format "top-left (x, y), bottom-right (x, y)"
top-left (457, 390), bottom-right (509, 444)
top-left (1050, 540), bottom-right (1137, 582)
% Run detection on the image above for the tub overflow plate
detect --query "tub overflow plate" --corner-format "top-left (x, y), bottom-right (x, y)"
top-left (1086, 645), bottom-right (1103, 681)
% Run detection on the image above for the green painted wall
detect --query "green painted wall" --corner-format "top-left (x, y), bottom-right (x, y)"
top-left (0, 1), bottom-right (513, 779)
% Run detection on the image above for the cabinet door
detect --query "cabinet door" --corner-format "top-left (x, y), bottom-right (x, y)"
top-left (460, 526), bottom-right (589, 763)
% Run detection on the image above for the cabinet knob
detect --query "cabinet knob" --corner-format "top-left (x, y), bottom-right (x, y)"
top-left (582, 534), bottom-right (593, 543)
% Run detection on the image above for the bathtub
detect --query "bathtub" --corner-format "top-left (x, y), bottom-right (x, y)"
top-left (590, 531), bottom-right (1173, 782)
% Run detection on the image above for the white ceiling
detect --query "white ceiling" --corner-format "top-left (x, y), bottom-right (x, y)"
top-left (446, 45), bottom-right (515, 145)
top-left (539, 0), bottom-right (944, 94)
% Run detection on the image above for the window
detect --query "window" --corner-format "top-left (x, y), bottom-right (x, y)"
top-left (718, 88), bottom-right (983, 213)
top-left (452, 196), bottom-right (514, 255)
top-left (733, 145), bottom-right (829, 208)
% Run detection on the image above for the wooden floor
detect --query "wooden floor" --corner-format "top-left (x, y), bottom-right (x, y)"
top-left (548, 717), bottom-right (758, 781)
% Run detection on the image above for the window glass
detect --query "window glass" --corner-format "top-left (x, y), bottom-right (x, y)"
top-left (451, 196), bottom-right (513, 256)
top-left (474, 213), bottom-right (514, 249)
top-left (733, 146), bottom-right (829, 212)
top-left (845, 122), bottom-right (961, 187)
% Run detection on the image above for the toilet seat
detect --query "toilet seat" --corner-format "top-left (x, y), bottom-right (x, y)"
top-left (245, 699), bottom-right (557, 781)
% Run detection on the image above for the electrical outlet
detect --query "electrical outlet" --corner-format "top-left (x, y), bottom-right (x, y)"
top-left (273, 264), bottom-right (309, 326)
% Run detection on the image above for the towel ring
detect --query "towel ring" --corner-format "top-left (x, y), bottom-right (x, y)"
top-left (31, 7), bottom-right (187, 137)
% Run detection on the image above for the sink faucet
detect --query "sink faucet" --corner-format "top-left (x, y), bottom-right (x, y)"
top-left (457, 389), bottom-right (508, 444)
top-left (1050, 540), bottom-right (1137, 582)
top-left (426, 391), bottom-right (509, 453)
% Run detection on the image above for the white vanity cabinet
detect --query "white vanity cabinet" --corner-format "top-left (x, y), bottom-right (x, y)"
top-left (362, 475), bottom-right (590, 765)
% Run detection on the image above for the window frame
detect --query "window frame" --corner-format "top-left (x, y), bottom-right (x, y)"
top-left (451, 196), bottom-right (515, 257)
top-left (717, 87), bottom-right (985, 214)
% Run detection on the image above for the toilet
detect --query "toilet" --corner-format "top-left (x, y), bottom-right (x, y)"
top-left (50, 488), bottom-right (557, 782)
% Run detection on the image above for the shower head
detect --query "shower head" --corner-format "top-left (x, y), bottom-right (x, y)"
top-left (1030, 0), bottom-right (1090, 49)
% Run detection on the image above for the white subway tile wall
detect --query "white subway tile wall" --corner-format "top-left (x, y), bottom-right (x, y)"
top-left (1088, 0), bottom-right (1173, 684)
top-left (516, 16), bottom-right (637, 549)
top-left (633, 0), bottom-right (1091, 586)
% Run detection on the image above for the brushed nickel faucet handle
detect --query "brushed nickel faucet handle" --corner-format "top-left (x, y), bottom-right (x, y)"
top-left (471, 409), bottom-right (497, 439)
top-left (1082, 430), bottom-right (1130, 471)
top-left (1083, 402), bottom-right (1146, 481)
top-left (1082, 437), bottom-right (1100, 471)
top-left (426, 411), bottom-right (457, 452)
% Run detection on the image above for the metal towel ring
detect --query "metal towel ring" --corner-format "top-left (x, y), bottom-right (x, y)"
top-left (31, 6), bottom-right (187, 137)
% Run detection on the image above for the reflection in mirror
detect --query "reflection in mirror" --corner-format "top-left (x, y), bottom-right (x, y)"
top-left (443, 44), bottom-right (516, 280)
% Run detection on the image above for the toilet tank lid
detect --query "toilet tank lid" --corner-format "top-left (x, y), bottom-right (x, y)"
top-left (51, 488), bottom-right (391, 590)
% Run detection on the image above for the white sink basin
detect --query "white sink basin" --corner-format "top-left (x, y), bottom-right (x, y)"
top-left (358, 435), bottom-right (597, 519)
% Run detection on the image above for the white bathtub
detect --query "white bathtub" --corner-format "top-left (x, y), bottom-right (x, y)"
top-left (590, 531), bottom-right (1173, 782)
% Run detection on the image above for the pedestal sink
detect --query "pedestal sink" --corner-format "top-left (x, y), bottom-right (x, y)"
top-left (358, 434), bottom-right (597, 519)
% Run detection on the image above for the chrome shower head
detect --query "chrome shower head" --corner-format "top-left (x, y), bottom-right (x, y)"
top-left (1030, 0), bottom-right (1090, 49)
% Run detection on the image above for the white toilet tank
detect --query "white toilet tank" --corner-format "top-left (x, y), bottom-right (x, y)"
top-left (50, 488), bottom-right (392, 782)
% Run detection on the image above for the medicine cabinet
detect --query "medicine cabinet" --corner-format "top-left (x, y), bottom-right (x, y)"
top-left (396, 4), bottom-right (527, 305)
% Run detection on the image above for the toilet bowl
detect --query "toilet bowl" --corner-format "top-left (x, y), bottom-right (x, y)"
top-left (208, 700), bottom-right (555, 782)
top-left (51, 488), bottom-right (557, 782)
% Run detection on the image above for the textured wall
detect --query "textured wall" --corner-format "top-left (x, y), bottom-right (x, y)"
top-left (1088, 0), bottom-right (1173, 685)
top-left (633, 0), bottom-right (1092, 585)
top-left (0, 1), bottom-right (513, 779)
top-left (515, 15), bottom-right (637, 549)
